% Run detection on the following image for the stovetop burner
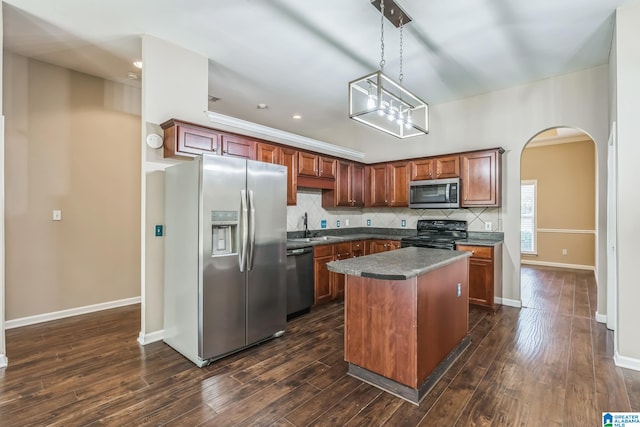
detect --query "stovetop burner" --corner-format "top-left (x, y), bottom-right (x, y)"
top-left (401, 219), bottom-right (468, 250)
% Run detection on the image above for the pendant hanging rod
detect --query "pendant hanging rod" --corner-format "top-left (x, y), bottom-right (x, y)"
top-left (370, 0), bottom-right (412, 28)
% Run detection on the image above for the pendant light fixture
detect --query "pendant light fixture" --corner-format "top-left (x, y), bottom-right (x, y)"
top-left (349, 0), bottom-right (429, 138)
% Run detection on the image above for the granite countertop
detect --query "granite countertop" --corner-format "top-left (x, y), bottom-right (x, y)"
top-left (326, 246), bottom-right (471, 280)
top-left (286, 228), bottom-right (504, 250)
top-left (286, 228), bottom-right (414, 250)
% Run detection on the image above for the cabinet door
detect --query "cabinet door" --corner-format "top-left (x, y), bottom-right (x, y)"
top-left (434, 155), bottom-right (460, 179)
top-left (298, 152), bottom-right (318, 177)
top-left (368, 165), bottom-right (388, 207)
top-left (279, 148), bottom-right (298, 206)
top-left (335, 161), bottom-right (352, 207)
top-left (388, 161), bottom-right (410, 207)
top-left (256, 142), bottom-right (279, 164)
top-left (351, 164), bottom-right (365, 207)
top-left (368, 239), bottom-right (388, 254)
top-left (461, 150), bottom-right (501, 207)
top-left (351, 240), bottom-right (365, 258)
top-left (387, 240), bottom-right (401, 251)
top-left (410, 158), bottom-right (435, 181)
top-left (332, 243), bottom-right (351, 300)
top-left (221, 135), bottom-right (256, 159)
top-left (176, 124), bottom-right (221, 156)
top-left (318, 157), bottom-right (336, 179)
top-left (457, 244), bottom-right (495, 309)
top-left (314, 254), bottom-right (334, 305)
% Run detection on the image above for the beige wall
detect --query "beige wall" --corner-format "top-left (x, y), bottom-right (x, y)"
top-left (521, 140), bottom-right (596, 267)
top-left (3, 53), bottom-right (141, 320)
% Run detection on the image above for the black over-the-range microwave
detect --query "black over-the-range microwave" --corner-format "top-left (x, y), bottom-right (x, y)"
top-left (409, 178), bottom-right (460, 209)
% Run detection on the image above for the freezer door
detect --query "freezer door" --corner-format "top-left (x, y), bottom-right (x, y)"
top-left (200, 155), bottom-right (247, 360)
top-left (246, 160), bottom-right (287, 344)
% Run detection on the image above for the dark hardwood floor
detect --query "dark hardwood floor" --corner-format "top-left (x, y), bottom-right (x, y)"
top-left (1, 265), bottom-right (639, 426)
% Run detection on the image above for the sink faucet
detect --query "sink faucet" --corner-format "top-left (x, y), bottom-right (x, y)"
top-left (303, 212), bottom-right (310, 237)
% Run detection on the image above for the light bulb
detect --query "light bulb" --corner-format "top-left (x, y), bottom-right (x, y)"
top-left (396, 111), bottom-right (404, 126)
top-left (387, 102), bottom-right (395, 121)
top-left (367, 84), bottom-right (377, 109)
top-left (378, 100), bottom-right (388, 116)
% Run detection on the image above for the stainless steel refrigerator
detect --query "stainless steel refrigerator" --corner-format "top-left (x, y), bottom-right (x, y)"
top-left (163, 154), bottom-right (287, 367)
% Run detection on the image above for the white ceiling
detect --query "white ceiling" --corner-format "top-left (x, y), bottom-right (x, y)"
top-left (3, 0), bottom-right (635, 147)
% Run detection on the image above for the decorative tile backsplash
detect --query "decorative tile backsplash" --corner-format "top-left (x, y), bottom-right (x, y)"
top-left (287, 188), bottom-right (502, 232)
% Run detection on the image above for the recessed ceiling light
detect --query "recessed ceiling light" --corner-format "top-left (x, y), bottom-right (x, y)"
top-left (257, 103), bottom-right (269, 109)
top-left (292, 114), bottom-right (302, 120)
top-left (133, 60), bottom-right (143, 69)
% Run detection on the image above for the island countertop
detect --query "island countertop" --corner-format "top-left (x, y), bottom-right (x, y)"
top-left (327, 246), bottom-right (471, 280)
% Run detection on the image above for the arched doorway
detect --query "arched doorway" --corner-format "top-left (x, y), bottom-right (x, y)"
top-left (519, 127), bottom-right (598, 314)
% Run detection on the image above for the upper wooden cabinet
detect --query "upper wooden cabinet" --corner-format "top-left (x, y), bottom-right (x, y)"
top-left (410, 155), bottom-right (460, 181)
top-left (161, 119), bottom-right (256, 160)
top-left (279, 147), bottom-right (298, 206)
top-left (255, 141), bottom-right (279, 163)
top-left (460, 149), bottom-right (503, 207)
top-left (322, 161), bottom-right (364, 208)
top-left (297, 152), bottom-right (336, 180)
top-left (387, 161), bottom-right (410, 207)
top-left (255, 142), bottom-right (297, 206)
top-left (366, 161), bottom-right (410, 207)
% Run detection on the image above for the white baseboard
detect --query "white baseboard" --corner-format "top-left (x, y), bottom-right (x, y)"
top-left (495, 297), bottom-right (522, 308)
top-left (0, 354), bottom-right (7, 368)
top-left (521, 260), bottom-right (595, 271)
top-left (137, 329), bottom-right (164, 345)
top-left (5, 296), bottom-right (141, 330)
top-left (614, 351), bottom-right (640, 372)
top-left (595, 312), bottom-right (607, 324)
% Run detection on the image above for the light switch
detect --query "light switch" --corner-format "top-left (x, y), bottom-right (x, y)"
top-left (53, 210), bottom-right (62, 221)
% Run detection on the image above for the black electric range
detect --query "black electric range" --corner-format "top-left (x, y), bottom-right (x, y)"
top-left (400, 219), bottom-right (468, 250)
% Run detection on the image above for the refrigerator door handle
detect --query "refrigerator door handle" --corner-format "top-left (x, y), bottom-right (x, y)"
top-left (248, 190), bottom-right (256, 270)
top-left (239, 189), bottom-right (249, 272)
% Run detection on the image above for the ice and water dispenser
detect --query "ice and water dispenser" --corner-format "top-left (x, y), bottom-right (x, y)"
top-left (211, 210), bottom-right (238, 256)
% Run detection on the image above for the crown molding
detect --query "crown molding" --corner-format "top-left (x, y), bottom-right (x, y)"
top-left (204, 111), bottom-right (365, 161)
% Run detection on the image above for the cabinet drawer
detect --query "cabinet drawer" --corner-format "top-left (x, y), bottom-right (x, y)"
top-left (457, 245), bottom-right (492, 259)
top-left (314, 244), bottom-right (334, 258)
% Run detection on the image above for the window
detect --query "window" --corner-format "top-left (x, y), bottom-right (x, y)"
top-left (521, 180), bottom-right (537, 254)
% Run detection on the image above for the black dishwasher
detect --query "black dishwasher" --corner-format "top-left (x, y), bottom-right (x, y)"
top-left (286, 247), bottom-right (314, 320)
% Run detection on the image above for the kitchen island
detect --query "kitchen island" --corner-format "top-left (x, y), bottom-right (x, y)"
top-left (327, 246), bottom-right (471, 405)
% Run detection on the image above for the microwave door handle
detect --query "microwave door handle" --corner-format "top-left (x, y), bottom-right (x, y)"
top-left (444, 183), bottom-right (451, 203)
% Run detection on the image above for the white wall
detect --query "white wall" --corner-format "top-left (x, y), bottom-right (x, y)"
top-left (138, 35), bottom-right (208, 343)
top-left (360, 67), bottom-right (609, 307)
top-left (612, 2), bottom-right (640, 367)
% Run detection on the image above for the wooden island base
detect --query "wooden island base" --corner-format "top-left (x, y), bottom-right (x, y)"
top-left (348, 336), bottom-right (470, 405)
top-left (342, 256), bottom-right (470, 405)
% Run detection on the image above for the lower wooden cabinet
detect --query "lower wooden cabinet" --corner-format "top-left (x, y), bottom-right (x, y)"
top-left (313, 243), bottom-right (351, 305)
top-left (368, 239), bottom-right (401, 254)
top-left (456, 243), bottom-right (502, 310)
top-left (313, 245), bottom-right (334, 306)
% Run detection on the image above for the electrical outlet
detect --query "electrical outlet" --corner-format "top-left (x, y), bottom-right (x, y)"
top-left (485, 221), bottom-right (492, 231)
top-left (401, 219), bottom-right (407, 228)
top-left (562, 249), bottom-right (568, 255)
top-left (366, 219), bottom-right (372, 227)
top-left (52, 210), bottom-right (62, 221)
top-left (345, 219), bottom-right (350, 226)
top-left (321, 220), bottom-right (327, 229)
top-left (336, 220), bottom-right (341, 228)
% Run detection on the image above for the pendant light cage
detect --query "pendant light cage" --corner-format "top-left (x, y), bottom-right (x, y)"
top-left (348, 0), bottom-right (429, 138)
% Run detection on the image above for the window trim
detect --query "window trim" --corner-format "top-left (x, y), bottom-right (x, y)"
top-left (521, 180), bottom-right (537, 255)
